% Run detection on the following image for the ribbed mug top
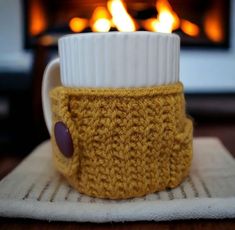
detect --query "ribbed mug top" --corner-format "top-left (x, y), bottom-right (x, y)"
top-left (58, 31), bottom-right (180, 88)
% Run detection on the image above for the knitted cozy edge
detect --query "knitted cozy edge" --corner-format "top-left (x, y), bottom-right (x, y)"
top-left (50, 82), bottom-right (183, 97)
top-left (50, 82), bottom-right (193, 199)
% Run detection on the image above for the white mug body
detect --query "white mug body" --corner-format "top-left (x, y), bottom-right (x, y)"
top-left (58, 31), bottom-right (180, 88)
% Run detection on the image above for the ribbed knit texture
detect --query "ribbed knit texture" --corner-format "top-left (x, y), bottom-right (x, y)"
top-left (50, 82), bottom-right (193, 199)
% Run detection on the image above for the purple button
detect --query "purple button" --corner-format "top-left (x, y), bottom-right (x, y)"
top-left (54, 121), bottom-right (73, 158)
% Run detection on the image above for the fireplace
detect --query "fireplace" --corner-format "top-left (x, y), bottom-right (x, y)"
top-left (23, 0), bottom-right (230, 49)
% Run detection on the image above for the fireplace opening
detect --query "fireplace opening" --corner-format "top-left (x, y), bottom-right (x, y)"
top-left (23, 0), bottom-right (230, 49)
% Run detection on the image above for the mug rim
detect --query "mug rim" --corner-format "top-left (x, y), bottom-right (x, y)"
top-left (58, 31), bottom-right (180, 43)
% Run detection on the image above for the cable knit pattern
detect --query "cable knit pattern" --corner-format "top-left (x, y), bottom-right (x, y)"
top-left (50, 82), bottom-right (193, 199)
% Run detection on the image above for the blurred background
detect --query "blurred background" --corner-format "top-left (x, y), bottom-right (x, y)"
top-left (0, 0), bottom-right (234, 162)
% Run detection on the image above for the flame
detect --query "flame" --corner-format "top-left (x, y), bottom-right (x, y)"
top-left (155, 0), bottom-right (180, 32)
top-left (90, 7), bottom-right (111, 32)
top-left (30, 0), bottom-right (46, 36)
top-left (142, 0), bottom-right (200, 37)
top-left (107, 0), bottom-right (136, 32)
top-left (204, 6), bottom-right (224, 43)
top-left (181, 19), bottom-right (200, 37)
top-left (142, 18), bottom-right (158, 32)
top-left (142, 0), bottom-right (179, 33)
top-left (69, 17), bottom-right (88, 33)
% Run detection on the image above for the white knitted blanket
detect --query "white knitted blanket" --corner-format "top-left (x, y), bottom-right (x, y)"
top-left (0, 137), bottom-right (235, 222)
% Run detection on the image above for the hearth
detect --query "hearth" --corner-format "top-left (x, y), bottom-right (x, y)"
top-left (23, 0), bottom-right (230, 49)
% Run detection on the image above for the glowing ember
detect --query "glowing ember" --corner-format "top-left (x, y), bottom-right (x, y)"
top-left (107, 0), bottom-right (136, 32)
top-left (181, 20), bottom-right (200, 37)
top-left (91, 7), bottom-right (111, 32)
top-left (69, 17), bottom-right (88, 33)
top-left (39, 35), bottom-right (55, 46)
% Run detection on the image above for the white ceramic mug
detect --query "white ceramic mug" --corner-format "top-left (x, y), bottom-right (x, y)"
top-left (42, 31), bottom-right (180, 133)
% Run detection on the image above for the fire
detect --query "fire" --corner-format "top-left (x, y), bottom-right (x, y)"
top-left (68, 0), bottom-right (201, 38)
top-left (69, 17), bottom-right (88, 33)
top-left (30, 0), bottom-right (46, 36)
top-left (91, 7), bottom-right (111, 32)
top-left (107, 0), bottom-right (136, 32)
top-left (181, 20), bottom-right (200, 37)
top-left (204, 6), bottom-right (224, 43)
top-left (142, 0), bottom-right (200, 36)
top-left (142, 0), bottom-right (179, 33)
top-left (155, 0), bottom-right (180, 33)
top-left (89, 1), bottom-right (136, 32)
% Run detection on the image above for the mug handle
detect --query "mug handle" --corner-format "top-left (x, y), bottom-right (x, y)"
top-left (42, 58), bottom-right (61, 135)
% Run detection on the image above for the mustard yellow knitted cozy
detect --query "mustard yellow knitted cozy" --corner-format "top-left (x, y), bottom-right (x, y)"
top-left (50, 82), bottom-right (193, 199)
